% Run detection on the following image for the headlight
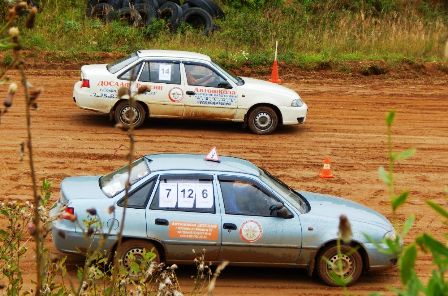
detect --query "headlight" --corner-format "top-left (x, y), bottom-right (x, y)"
top-left (384, 230), bottom-right (397, 240)
top-left (291, 98), bottom-right (303, 107)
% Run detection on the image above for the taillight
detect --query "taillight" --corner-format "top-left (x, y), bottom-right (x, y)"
top-left (61, 207), bottom-right (76, 221)
top-left (81, 79), bottom-right (90, 88)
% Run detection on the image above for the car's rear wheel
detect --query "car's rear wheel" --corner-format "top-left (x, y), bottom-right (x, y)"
top-left (316, 244), bottom-right (363, 286)
top-left (116, 240), bottom-right (161, 276)
top-left (114, 100), bottom-right (146, 129)
top-left (247, 106), bottom-right (278, 135)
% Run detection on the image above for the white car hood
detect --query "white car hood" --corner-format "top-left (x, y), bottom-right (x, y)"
top-left (239, 77), bottom-right (301, 99)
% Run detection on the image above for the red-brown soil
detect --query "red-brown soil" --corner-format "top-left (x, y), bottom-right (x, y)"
top-left (0, 69), bottom-right (447, 295)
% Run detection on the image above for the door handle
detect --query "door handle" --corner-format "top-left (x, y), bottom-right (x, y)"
top-left (155, 218), bottom-right (169, 226)
top-left (186, 91), bottom-right (195, 95)
top-left (223, 223), bottom-right (237, 230)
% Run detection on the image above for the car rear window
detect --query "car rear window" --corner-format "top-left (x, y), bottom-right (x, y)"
top-left (100, 158), bottom-right (150, 197)
top-left (107, 52), bottom-right (139, 74)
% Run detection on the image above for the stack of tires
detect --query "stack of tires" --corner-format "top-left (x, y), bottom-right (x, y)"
top-left (86, 0), bottom-right (224, 35)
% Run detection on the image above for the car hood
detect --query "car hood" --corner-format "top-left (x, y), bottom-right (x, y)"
top-left (61, 176), bottom-right (107, 201)
top-left (299, 191), bottom-right (392, 231)
top-left (239, 77), bottom-right (301, 100)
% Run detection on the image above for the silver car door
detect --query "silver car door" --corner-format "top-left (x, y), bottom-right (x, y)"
top-left (218, 174), bottom-right (302, 265)
top-left (146, 173), bottom-right (221, 262)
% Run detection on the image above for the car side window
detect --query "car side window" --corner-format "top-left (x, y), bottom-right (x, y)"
top-left (184, 63), bottom-right (226, 88)
top-left (117, 178), bottom-right (156, 208)
top-left (219, 178), bottom-right (280, 216)
top-left (119, 62), bottom-right (143, 81)
top-left (150, 176), bottom-right (215, 213)
top-left (139, 62), bottom-right (180, 84)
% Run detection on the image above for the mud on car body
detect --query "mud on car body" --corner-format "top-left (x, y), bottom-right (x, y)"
top-left (73, 50), bottom-right (307, 134)
top-left (51, 153), bottom-right (398, 286)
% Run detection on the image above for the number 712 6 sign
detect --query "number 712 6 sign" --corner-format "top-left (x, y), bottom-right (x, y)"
top-left (159, 182), bottom-right (214, 209)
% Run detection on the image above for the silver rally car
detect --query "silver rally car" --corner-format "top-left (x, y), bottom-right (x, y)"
top-left (51, 153), bottom-right (397, 286)
top-left (73, 50), bottom-right (307, 134)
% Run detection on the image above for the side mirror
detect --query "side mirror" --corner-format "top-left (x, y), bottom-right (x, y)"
top-left (269, 203), bottom-right (293, 219)
top-left (217, 81), bottom-right (232, 89)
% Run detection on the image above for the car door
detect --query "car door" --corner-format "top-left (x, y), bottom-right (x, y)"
top-left (146, 174), bottom-right (221, 262)
top-left (136, 60), bottom-right (184, 117)
top-left (217, 174), bottom-right (302, 265)
top-left (181, 62), bottom-right (238, 120)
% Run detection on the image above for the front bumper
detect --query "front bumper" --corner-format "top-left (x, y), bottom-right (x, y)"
top-left (279, 104), bottom-right (308, 125)
top-left (363, 242), bottom-right (398, 271)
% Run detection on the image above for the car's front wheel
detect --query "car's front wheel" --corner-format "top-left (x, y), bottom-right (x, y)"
top-left (116, 240), bottom-right (161, 276)
top-left (114, 100), bottom-right (146, 129)
top-left (247, 106), bottom-right (279, 135)
top-left (316, 244), bottom-right (363, 286)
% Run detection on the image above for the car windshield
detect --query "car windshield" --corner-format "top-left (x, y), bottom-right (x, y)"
top-left (259, 168), bottom-right (309, 213)
top-left (211, 61), bottom-right (244, 86)
top-left (100, 158), bottom-right (150, 197)
top-left (107, 52), bottom-right (139, 74)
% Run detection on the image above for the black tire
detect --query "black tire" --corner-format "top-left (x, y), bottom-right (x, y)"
top-left (206, 0), bottom-right (224, 18)
top-left (135, 3), bottom-right (157, 26)
top-left (158, 1), bottom-right (183, 30)
top-left (91, 3), bottom-right (114, 20)
top-left (114, 100), bottom-right (146, 129)
top-left (157, 0), bottom-right (180, 6)
top-left (185, 0), bottom-right (213, 15)
top-left (107, 6), bottom-right (143, 26)
top-left (86, 0), bottom-right (102, 17)
top-left (316, 244), bottom-right (363, 286)
top-left (182, 7), bottom-right (214, 35)
top-left (181, 3), bottom-right (191, 13)
top-left (116, 240), bottom-right (161, 276)
top-left (137, 0), bottom-right (160, 9)
top-left (107, 0), bottom-right (122, 10)
top-left (247, 106), bottom-right (279, 135)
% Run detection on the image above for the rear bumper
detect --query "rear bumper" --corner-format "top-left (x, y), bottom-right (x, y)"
top-left (52, 223), bottom-right (117, 255)
top-left (73, 81), bottom-right (116, 114)
top-left (279, 104), bottom-right (308, 125)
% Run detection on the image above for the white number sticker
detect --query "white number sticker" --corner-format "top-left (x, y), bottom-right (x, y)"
top-left (159, 64), bottom-right (172, 81)
top-left (159, 183), bottom-right (177, 208)
top-left (177, 183), bottom-right (195, 208)
top-left (195, 183), bottom-right (214, 208)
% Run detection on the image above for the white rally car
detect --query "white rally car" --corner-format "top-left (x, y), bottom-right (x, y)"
top-left (73, 50), bottom-right (307, 134)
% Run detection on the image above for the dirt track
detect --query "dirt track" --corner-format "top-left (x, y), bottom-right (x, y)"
top-left (0, 69), bottom-right (447, 295)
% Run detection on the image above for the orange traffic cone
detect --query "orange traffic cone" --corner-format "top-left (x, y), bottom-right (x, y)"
top-left (269, 41), bottom-right (281, 84)
top-left (269, 59), bottom-right (281, 84)
top-left (320, 157), bottom-right (334, 178)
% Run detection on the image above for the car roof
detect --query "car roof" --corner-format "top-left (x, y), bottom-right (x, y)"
top-left (144, 153), bottom-right (260, 176)
top-left (137, 50), bottom-right (211, 62)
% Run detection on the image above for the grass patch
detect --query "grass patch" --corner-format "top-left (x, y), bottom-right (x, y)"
top-left (2, 1), bottom-right (448, 69)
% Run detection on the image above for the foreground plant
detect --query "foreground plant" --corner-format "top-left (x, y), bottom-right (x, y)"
top-left (372, 111), bottom-right (447, 295)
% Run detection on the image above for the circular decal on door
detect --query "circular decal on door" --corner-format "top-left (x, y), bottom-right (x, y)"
top-left (168, 87), bottom-right (184, 102)
top-left (239, 220), bottom-right (263, 243)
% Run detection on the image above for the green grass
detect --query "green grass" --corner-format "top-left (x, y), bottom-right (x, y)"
top-left (4, 0), bottom-right (448, 68)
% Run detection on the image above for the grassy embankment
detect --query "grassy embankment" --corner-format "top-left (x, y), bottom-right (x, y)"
top-left (1, 0), bottom-right (448, 72)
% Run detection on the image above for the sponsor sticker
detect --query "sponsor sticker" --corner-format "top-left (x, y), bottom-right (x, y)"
top-left (240, 220), bottom-right (263, 243)
top-left (169, 221), bottom-right (218, 241)
top-left (168, 87), bottom-right (184, 102)
top-left (193, 87), bottom-right (237, 106)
